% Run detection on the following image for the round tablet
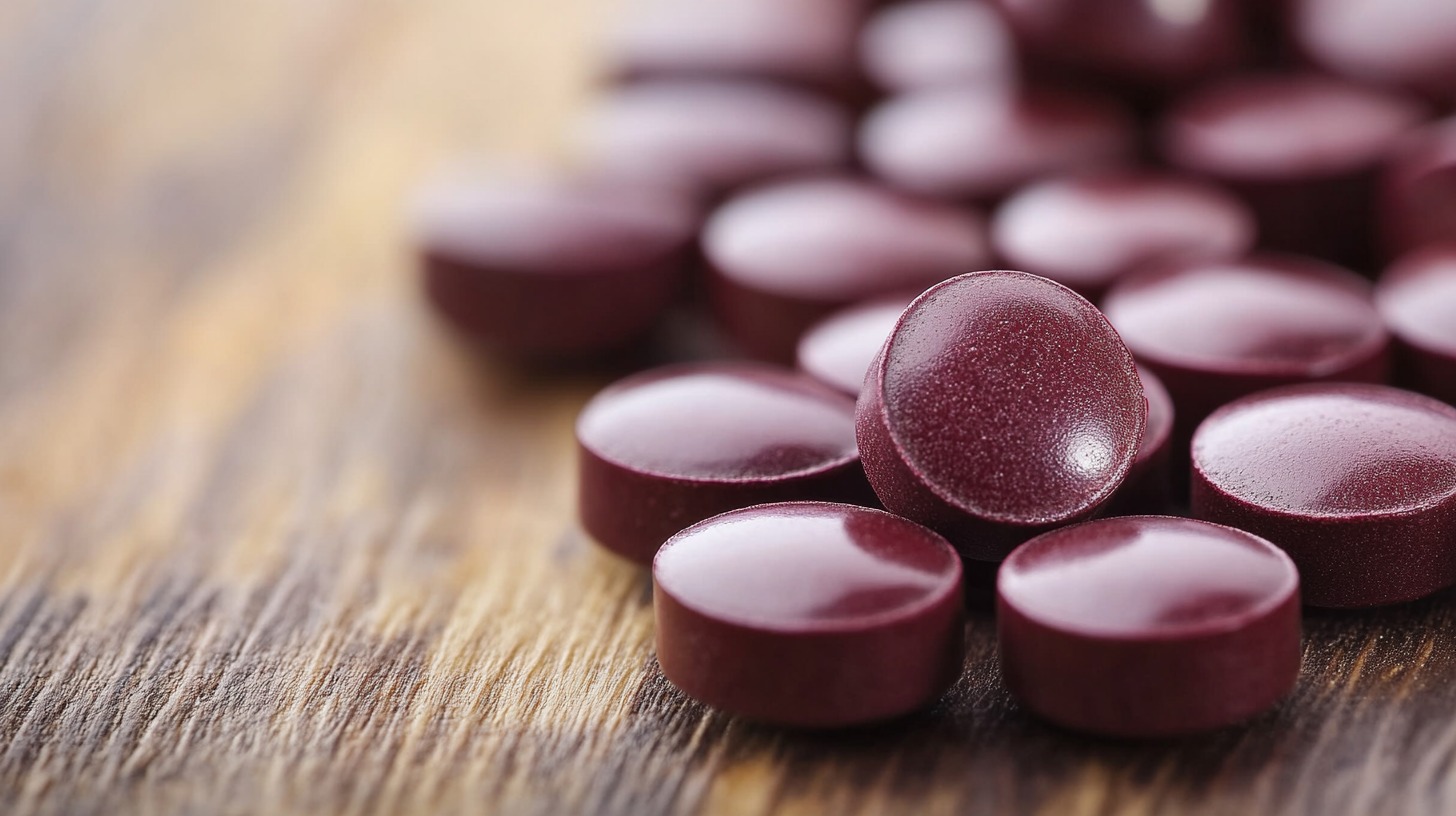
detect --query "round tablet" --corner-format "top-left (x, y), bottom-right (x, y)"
top-left (577, 363), bottom-right (868, 564)
top-left (1381, 116), bottom-right (1456, 256)
top-left (705, 177), bottom-right (990, 362)
top-left (990, 170), bottom-right (1255, 300)
top-left (1104, 366), bottom-right (1176, 516)
top-left (859, 86), bottom-right (1135, 203)
top-left (1377, 245), bottom-right (1456, 405)
top-left (576, 81), bottom-right (851, 200)
top-left (998, 515), bottom-right (1301, 738)
top-left (1193, 384), bottom-right (1456, 607)
top-left (1102, 255), bottom-right (1389, 454)
top-left (603, 0), bottom-right (861, 97)
top-left (859, 0), bottom-right (1015, 93)
top-left (654, 502), bottom-right (964, 728)
top-left (1161, 74), bottom-right (1425, 268)
top-left (1295, 0), bottom-right (1456, 103)
top-left (857, 270), bottom-right (1146, 560)
top-left (797, 295), bottom-right (915, 397)
top-left (414, 171), bottom-right (697, 359)
top-left (990, 0), bottom-right (1248, 93)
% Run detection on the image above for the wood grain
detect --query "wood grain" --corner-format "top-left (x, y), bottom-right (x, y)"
top-left (2, 2), bottom-right (1455, 814)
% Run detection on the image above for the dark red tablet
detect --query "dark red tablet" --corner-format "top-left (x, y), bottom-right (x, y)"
top-left (1192, 383), bottom-right (1456, 608)
top-left (705, 177), bottom-right (989, 362)
top-left (602, 0), bottom-right (862, 97)
top-left (414, 170), bottom-right (697, 360)
top-left (1161, 74), bottom-right (1425, 268)
top-left (577, 363), bottom-right (867, 564)
top-left (1295, 0), bottom-right (1456, 103)
top-left (1102, 254), bottom-right (1390, 454)
top-left (576, 80), bottom-right (851, 200)
top-left (991, 0), bottom-right (1249, 94)
top-left (859, 0), bottom-right (1015, 93)
top-left (796, 295), bottom-right (916, 397)
top-left (857, 270), bottom-right (1145, 560)
top-left (999, 515), bottom-right (1301, 738)
top-left (1380, 116), bottom-right (1456, 257)
top-left (655, 502), bottom-right (964, 728)
top-left (990, 170), bottom-right (1255, 300)
top-left (1377, 244), bottom-right (1456, 405)
top-left (860, 86), bottom-right (1135, 203)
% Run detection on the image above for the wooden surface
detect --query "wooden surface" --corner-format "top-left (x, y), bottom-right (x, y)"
top-left (3, 2), bottom-right (1456, 814)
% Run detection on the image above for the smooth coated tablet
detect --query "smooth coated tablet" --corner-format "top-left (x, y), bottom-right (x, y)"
top-left (414, 171), bottom-right (697, 359)
top-left (1161, 74), bottom-right (1424, 267)
top-left (857, 270), bottom-right (1145, 560)
top-left (999, 515), bottom-right (1301, 738)
top-left (655, 502), bottom-right (964, 728)
top-left (1192, 384), bottom-right (1456, 607)
top-left (577, 363), bottom-right (868, 564)
top-left (991, 170), bottom-right (1255, 300)
top-left (860, 85), bottom-right (1135, 202)
top-left (705, 177), bottom-right (989, 361)
top-left (577, 81), bottom-right (851, 200)
top-left (1103, 254), bottom-right (1389, 452)
top-left (1377, 245), bottom-right (1456, 405)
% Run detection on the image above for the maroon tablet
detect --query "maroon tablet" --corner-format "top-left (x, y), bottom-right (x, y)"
top-left (860, 86), bottom-right (1135, 203)
top-left (857, 270), bottom-right (1145, 560)
top-left (577, 363), bottom-right (868, 564)
top-left (655, 502), bottom-right (964, 728)
top-left (1192, 383), bottom-right (1456, 607)
top-left (414, 170), bottom-right (697, 360)
top-left (1377, 244), bottom-right (1456, 405)
top-left (1161, 74), bottom-right (1425, 269)
top-left (705, 177), bottom-right (988, 362)
top-left (577, 80), bottom-right (851, 200)
top-left (991, 170), bottom-right (1255, 300)
top-left (1103, 254), bottom-right (1390, 456)
top-left (999, 515), bottom-right (1301, 738)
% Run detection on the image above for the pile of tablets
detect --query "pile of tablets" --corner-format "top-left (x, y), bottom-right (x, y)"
top-left (415, 0), bottom-right (1456, 737)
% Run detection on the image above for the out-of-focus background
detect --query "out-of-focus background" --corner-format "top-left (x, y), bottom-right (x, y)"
top-left (2, 1), bottom-right (1456, 814)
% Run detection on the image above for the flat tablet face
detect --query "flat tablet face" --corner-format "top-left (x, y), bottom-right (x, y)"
top-left (1378, 246), bottom-right (1456, 355)
top-left (991, 172), bottom-right (1253, 294)
top-left (879, 271), bottom-right (1144, 524)
top-left (1103, 256), bottom-right (1387, 377)
top-left (1137, 366), bottom-right (1174, 465)
top-left (859, 86), bottom-right (1133, 199)
top-left (578, 81), bottom-right (851, 196)
top-left (578, 364), bottom-right (857, 482)
top-left (655, 503), bottom-right (960, 631)
top-left (1163, 75), bottom-right (1424, 179)
top-left (1296, 0), bottom-right (1456, 95)
top-left (999, 516), bottom-right (1297, 638)
top-left (1193, 384), bottom-right (1456, 518)
top-left (861, 0), bottom-right (1014, 92)
top-left (412, 172), bottom-right (696, 275)
top-left (605, 0), bottom-right (859, 86)
top-left (797, 296), bottom-right (914, 396)
top-left (704, 177), bottom-right (988, 300)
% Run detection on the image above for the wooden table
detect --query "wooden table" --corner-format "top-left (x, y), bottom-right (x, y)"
top-left (3, 2), bottom-right (1455, 813)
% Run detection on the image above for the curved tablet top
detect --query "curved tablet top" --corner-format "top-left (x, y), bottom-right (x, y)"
top-left (1103, 256), bottom-right (1386, 377)
top-left (412, 172), bottom-right (697, 274)
top-left (878, 270), bottom-right (1144, 524)
top-left (1378, 245), bottom-right (1456, 354)
top-left (1000, 516), bottom-right (1297, 639)
top-left (1194, 384), bottom-right (1456, 518)
top-left (656, 502), bottom-right (960, 631)
top-left (1163, 74), bottom-right (1424, 179)
top-left (705, 177), bottom-right (988, 300)
top-left (578, 364), bottom-right (858, 482)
